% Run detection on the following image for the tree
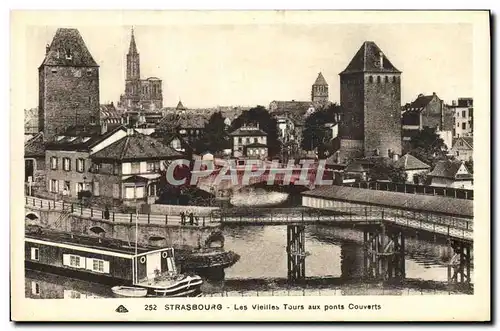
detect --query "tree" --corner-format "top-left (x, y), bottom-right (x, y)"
top-left (193, 112), bottom-right (229, 153)
top-left (406, 127), bottom-right (448, 167)
top-left (368, 158), bottom-right (408, 183)
top-left (230, 106), bottom-right (279, 157)
top-left (301, 103), bottom-right (341, 156)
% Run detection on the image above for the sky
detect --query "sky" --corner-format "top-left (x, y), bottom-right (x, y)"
top-left (24, 23), bottom-right (473, 109)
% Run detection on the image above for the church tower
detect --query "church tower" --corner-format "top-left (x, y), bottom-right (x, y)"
top-left (124, 28), bottom-right (141, 108)
top-left (38, 28), bottom-right (100, 138)
top-left (338, 41), bottom-right (402, 160)
top-left (311, 72), bottom-right (329, 103)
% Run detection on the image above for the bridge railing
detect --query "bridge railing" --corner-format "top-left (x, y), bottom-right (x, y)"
top-left (344, 181), bottom-right (474, 200)
top-left (24, 196), bottom-right (214, 227)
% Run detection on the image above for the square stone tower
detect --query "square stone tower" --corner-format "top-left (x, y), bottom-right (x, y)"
top-left (38, 28), bottom-right (100, 138)
top-left (338, 41), bottom-right (402, 160)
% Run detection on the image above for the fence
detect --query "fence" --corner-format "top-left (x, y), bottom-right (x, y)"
top-left (25, 196), bottom-right (215, 227)
top-left (344, 181), bottom-right (474, 200)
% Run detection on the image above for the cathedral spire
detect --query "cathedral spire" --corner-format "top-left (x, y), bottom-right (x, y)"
top-left (128, 27), bottom-right (138, 54)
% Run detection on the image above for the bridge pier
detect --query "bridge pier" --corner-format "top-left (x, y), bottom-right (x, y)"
top-left (286, 225), bottom-right (306, 282)
top-left (363, 225), bottom-right (405, 281)
top-left (447, 240), bottom-right (472, 285)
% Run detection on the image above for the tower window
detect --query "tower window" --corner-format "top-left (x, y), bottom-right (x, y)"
top-left (377, 76), bottom-right (381, 83)
top-left (392, 76), bottom-right (396, 83)
top-left (385, 76), bottom-right (389, 83)
top-left (65, 48), bottom-right (72, 60)
top-left (369, 76), bottom-right (373, 83)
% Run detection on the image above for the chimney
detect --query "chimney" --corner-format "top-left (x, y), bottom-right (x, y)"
top-left (101, 121), bottom-right (108, 135)
top-left (45, 44), bottom-right (50, 55)
top-left (392, 153), bottom-right (399, 162)
top-left (452, 100), bottom-right (457, 106)
top-left (379, 52), bottom-right (384, 68)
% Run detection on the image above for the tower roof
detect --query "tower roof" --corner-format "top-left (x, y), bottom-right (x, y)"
top-left (340, 41), bottom-right (400, 75)
top-left (128, 27), bottom-right (138, 54)
top-left (313, 72), bottom-right (328, 85)
top-left (176, 100), bottom-right (186, 110)
top-left (40, 28), bottom-right (98, 67)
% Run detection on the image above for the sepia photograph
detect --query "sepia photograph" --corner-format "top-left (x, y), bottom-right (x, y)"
top-left (10, 10), bottom-right (490, 322)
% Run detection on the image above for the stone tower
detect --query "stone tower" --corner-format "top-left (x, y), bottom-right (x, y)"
top-left (125, 28), bottom-right (141, 108)
top-left (311, 72), bottom-right (329, 103)
top-left (38, 28), bottom-right (100, 138)
top-left (338, 41), bottom-right (402, 160)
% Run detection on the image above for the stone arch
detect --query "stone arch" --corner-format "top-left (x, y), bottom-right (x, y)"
top-left (89, 226), bottom-right (106, 235)
top-left (148, 236), bottom-right (167, 247)
top-left (25, 212), bottom-right (40, 221)
top-left (368, 75), bottom-right (373, 83)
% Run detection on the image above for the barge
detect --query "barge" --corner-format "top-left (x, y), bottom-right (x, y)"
top-left (25, 225), bottom-right (203, 297)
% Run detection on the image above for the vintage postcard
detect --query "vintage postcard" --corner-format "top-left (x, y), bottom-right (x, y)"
top-left (11, 10), bottom-right (490, 322)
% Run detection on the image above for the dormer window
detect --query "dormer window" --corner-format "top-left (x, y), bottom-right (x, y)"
top-left (65, 48), bottom-right (72, 60)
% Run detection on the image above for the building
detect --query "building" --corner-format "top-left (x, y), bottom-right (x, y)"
top-left (100, 103), bottom-right (124, 126)
top-left (450, 136), bottom-right (473, 162)
top-left (338, 41), bottom-right (402, 161)
top-left (38, 28), bottom-right (100, 138)
top-left (44, 125), bottom-right (129, 199)
top-left (311, 72), bottom-right (329, 103)
top-left (427, 160), bottom-right (473, 189)
top-left (157, 111), bottom-right (207, 144)
top-left (90, 130), bottom-right (184, 206)
top-left (228, 125), bottom-right (268, 158)
top-left (401, 93), bottom-right (454, 148)
top-left (119, 29), bottom-right (163, 111)
top-left (244, 143), bottom-right (269, 159)
top-left (450, 98), bottom-right (473, 137)
top-left (25, 132), bottom-right (46, 193)
top-left (394, 153), bottom-right (431, 184)
top-left (25, 107), bottom-right (39, 135)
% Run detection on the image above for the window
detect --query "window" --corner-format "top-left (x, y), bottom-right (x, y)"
top-left (238, 138), bottom-right (242, 144)
top-left (457, 122), bottom-right (460, 128)
top-left (148, 184), bottom-right (157, 196)
top-left (131, 162), bottom-right (140, 174)
top-left (377, 76), bottom-right (381, 83)
top-left (456, 151), bottom-right (460, 156)
top-left (368, 76), bottom-right (373, 83)
top-left (76, 182), bottom-right (84, 193)
top-left (63, 181), bottom-right (70, 195)
top-left (462, 123), bottom-right (466, 130)
top-left (50, 157), bottom-right (58, 170)
top-left (76, 159), bottom-right (85, 173)
top-left (92, 259), bottom-right (104, 272)
top-left (49, 179), bottom-right (58, 193)
top-left (86, 69), bottom-right (92, 76)
top-left (65, 48), bottom-right (72, 60)
top-left (147, 161), bottom-right (160, 172)
top-left (51, 68), bottom-right (58, 74)
top-left (385, 76), bottom-right (389, 83)
top-left (112, 164), bottom-right (119, 175)
top-left (254, 138), bottom-right (258, 143)
top-left (462, 111), bottom-right (466, 118)
top-left (63, 157), bottom-right (71, 171)
top-left (70, 255), bottom-right (81, 267)
top-left (31, 281), bottom-right (40, 295)
top-left (392, 76), bottom-right (396, 83)
top-left (30, 247), bottom-right (39, 261)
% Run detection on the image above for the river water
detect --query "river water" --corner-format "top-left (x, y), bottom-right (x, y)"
top-left (25, 223), bottom-right (473, 299)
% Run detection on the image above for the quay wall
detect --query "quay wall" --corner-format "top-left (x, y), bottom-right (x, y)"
top-left (25, 206), bottom-right (221, 250)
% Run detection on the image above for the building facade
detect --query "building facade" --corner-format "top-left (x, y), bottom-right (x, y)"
top-left (38, 28), bottom-right (100, 138)
top-left (338, 41), bottom-right (402, 161)
top-left (119, 29), bottom-right (163, 111)
top-left (450, 137), bottom-right (473, 162)
top-left (427, 160), bottom-right (473, 189)
top-left (450, 98), bottom-right (473, 138)
top-left (229, 125), bottom-right (268, 158)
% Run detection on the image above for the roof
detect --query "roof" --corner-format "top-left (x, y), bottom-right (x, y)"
top-left (245, 142), bottom-right (268, 148)
top-left (394, 154), bottom-right (430, 170)
top-left (313, 72), bottom-right (328, 85)
top-left (270, 100), bottom-right (313, 113)
top-left (25, 132), bottom-right (45, 158)
top-left (128, 28), bottom-right (138, 54)
top-left (345, 162), bottom-right (367, 173)
top-left (91, 132), bottom-right (184, 161)
top-left (402, 94), bottom-right (437, 113)
top-left (428, 160), bottom-right (473, 180)
top-left (45, 125), bottom-right (126, 151)
top-left (340, 41), bottom-right (400, 75)
top-left (100, 104), bottom-right (123, 119)
top-left (40, 28), bottom-right (98, 68)
top-left (158, 113), bottom-right (207, 129)
top-left (176, 100), bottom-right (187, 110)
top-left (229, 126), bottom-right (268, 137)
top-left (452, 137), bottom-right (473, 150)
top-left (302, 186), bottom-right (473, 218)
